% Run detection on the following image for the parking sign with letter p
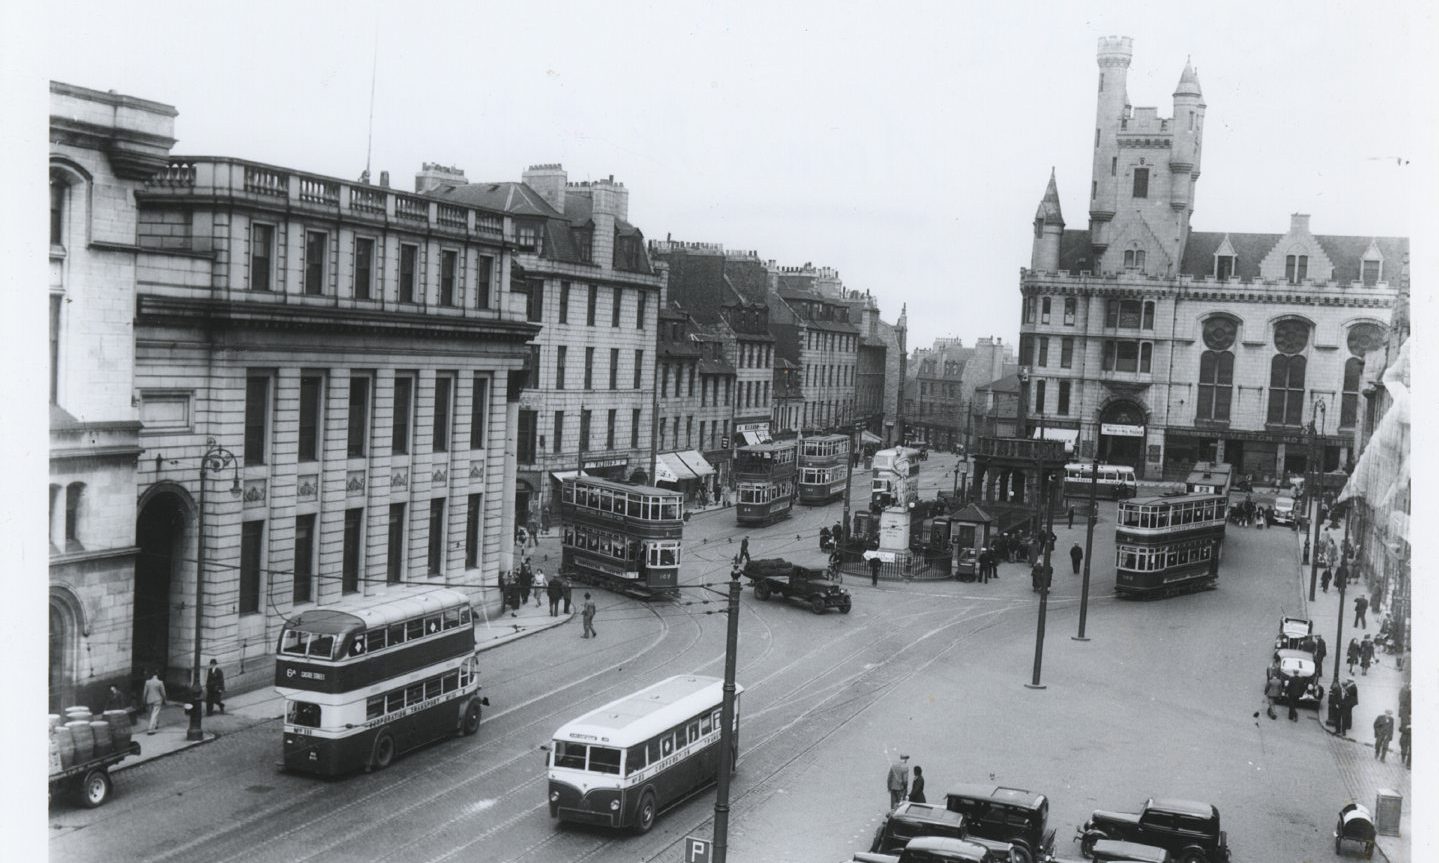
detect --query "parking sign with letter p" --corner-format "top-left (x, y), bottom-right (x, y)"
top-left (684, 836), bottom-right (712, 863)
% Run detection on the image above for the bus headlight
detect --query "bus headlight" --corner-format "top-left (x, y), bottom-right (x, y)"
top-left (610, 800), bottom-right (621, 811)
top-left (550, 791), bottom-right (560, 803)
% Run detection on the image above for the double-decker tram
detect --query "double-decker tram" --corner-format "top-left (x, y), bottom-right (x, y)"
top-left (547, 675), bottom-right (742, 834)
top-left (734, 439), bottom-right (798, 526)
top-left (1062, 462), bottom-right (1139, 501)
top-left (275, 586), bottom-right (487, 776)
top-left (798, 433), bottom-right (849, 505)
top-left (1114, 492), bottom-right (1228, 598)
top-left (560, 476), bottom-right (684, 598)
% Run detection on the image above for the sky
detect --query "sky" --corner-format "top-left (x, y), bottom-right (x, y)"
top-left (33, 0), bottom-right (1428, 352)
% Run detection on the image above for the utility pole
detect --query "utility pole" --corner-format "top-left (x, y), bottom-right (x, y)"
top-left (1074, 426), bottom-right (1100, 642)
top-left (1307, 400), bottom-right (1326, 601)
top-left (712, 565), bottom-right (743, 862)
top-left (842, 411), bottom-right (856, 544)
top-left (1026, 465), bottom-right (1056, 689)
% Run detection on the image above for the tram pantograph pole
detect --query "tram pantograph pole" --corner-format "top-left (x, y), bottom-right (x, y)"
top-left (712, 567), bottom-right (743, 863)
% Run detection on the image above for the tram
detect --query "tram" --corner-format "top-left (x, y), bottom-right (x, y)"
top-left (798, 433), bottom-right (849, 505)
top-left (1114, 492), bottom-right (1227, 598)
top-left (560, 476), bottom-right (684, 598)
top-left (734, 439), bottom-right (798, 526)
top-left (1062, 462), bottom-right (1138, 501)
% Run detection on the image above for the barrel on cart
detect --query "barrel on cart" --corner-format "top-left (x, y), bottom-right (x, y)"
top-left (49, 720), bottom-right (140, 808)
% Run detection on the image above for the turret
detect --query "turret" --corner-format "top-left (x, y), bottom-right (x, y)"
top-left (1169, 58), bottom-right (1206, 215)
top-left (1031, 169), bottom-right (1065, 272)
top-left (1089, 35), bottom-right (1133, 251)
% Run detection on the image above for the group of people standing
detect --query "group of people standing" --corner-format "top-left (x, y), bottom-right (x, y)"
top-left (885, 754), bottom-right (926, 808)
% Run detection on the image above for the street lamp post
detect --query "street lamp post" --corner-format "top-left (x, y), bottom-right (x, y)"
top-left (1026, 465), bottom-right (1056, 689)
top-left (712, 564), bottom-right (743, 863)
top-left (842, 410), bottom-right (857, 546)
top-left (191, 438), bottom-right (240, 741)
top-left (1307, 399), bottom-right (1327, 602)
top-left (1075, 415), bottom-right (1102, 642)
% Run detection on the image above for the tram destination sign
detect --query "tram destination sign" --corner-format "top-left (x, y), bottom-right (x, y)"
top-left (1101, 423), bottom-right (1145, 437)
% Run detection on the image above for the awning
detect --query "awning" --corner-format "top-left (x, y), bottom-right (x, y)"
top-left (740, 431), bottom-right (763, 446)
top-left (674, 450), bottom-right (715, 478)
top-left (549, 469), bottom-right (587, 483)
top-left (656, 451), bottom-right (698, 484)
top-left (860, 430), bottom-right (882, 445)
top-left (1032, 427), bottom-right (1079, 452)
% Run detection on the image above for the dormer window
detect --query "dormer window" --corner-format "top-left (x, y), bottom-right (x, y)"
top-left (1123, 249), bottom-right (1146, 271)
top-left (516, 221), bottom-right (542, 251)
top-left (572, 228), bottom-right (593, 263)
top-left (1215, 255), bottom-right (1235, 280)
top-left (1285, 254), bottom-right (1308, 285)
top-left (1361, 260), bottom-right (1381, 286)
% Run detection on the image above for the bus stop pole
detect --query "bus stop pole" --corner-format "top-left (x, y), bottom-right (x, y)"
top-left (1075, 441), bottom-right (1100, 641)
top-left (712, 569), bottom-right (743, 863)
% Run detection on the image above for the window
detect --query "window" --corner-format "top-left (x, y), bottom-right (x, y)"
top-left (685, 416), bottom-right (693, 448)
top-left (1107, 299), bottom-right (1143, 328)
top-left (1064, 297), bottom-right (1076, 325)
top-left (476, 256), bottom-right (493, 308)
top-left (240, 521), bottom-right (264, 614)
top-left (1060, 337), bottom-right (1073, 369)
top-left (612, 288), bottom-right (623, 327)
top-left (387, 504), bottom-right (406, 583)
top-left (574, 229), bottom-right (592, 263)
top-left (49, 295), bottom-right (61, 404)
top-left (517, 410), bottom-right (537, 463)
top-left (1361, 259), bottom-right (1381, 286)
top-left (399, 243), bottom-right (418, 303)
top-left (293, 514), bottom-right (315, 604)
top-left (1285, 254), bottom-right (1309, 285)
top-left (303, 233), bottom-right (326, 296)
top-left (470, 376), bottom-right (488, 450)
top-left (661, 364), bottom-right (669, 398)
top-left (1038, 337), bottom-right (1049, 367)
top-left (1103, 340), bottom-right (1151, 373)
top-left (587, 285), bottom-right (597, 326)
top-left (1141, 342), bottom-right (1153, 373)
top-left (1341, 357), bottom-right (1363, 428)
top-left (580, 409), bottom-right (591, 451)
top-left (1215, 255), bottom-right (1235, 281)
top-left (607, 409), bottom-right (616, 448)
top-left (634, 349), bottom-right (644, 389)
top-left (658, 418), bottom-right (666, 448)
top-left (250, 224), bottom-right (274, 291)
top-left (354, 237), bottom-right (374, 299)
top-left (64, 483), bottom-right (83, 549)
top-left (465, 493), bottom-right (482, 568)
top-left (428, 499), bottom-right (445, 576)
top-left (1022, 297), bottom-right (1034, 324)
top-left (1197, 350), bottom-right (1234, 422)
top-left (637, 293), bottom-right (647, 329)
top-left (1034, 380), bottom-right (1046, 413)
top-left (1095, 128), bottom-right (1101, 148)
top-left (553, 411), bottom-right (565, 453)
top-left (1267, 355), bottom-right (1307, 426)
top-left (688, 365), bottom-right (696, 397)
top-left (516, 221), bottom-right (541, 250)
top-left (525, 279), bottom-right (544, 322)
top-left (347, 376), bottom-right (370, 457)
top-left (584, 347), bottom-right (595, 390)
top-left (244, 376), bottom-right (269, 465)
top-left (559, 282), bottom-right (570, 324)
top-left (298, 376), bottom-right (322, 462)
top-left (1123, 249), bottom-right (1146, 270)
top-left (392, 376), bottom-right (414, 454)
top-left (1132, 167), bottom-right (1149, 198)
top-left (440, 250), bottom-right (457, 306)
top-left (1111, 156), bottom-right (1117, 177)
top-left (50, 177), bottom-right (65, 246)
top-left (555, 346), bottom-right (567, 390)
top-left (527, 345), bottom-right (541, 389)
top-left (607, 348), bottom-right (619, 390)
top-left (433, 375), bottom-right (452, 452)
top-left (1041, 298), bottom-right (1051, 324)
top-left (632, 408), bottom-right (641, 448)
top-left (342, 509), bottom-right (362, 593)
top-left (1058, 381), bottom-right (1071, 415)
top-left (1142, 301), bottom-right (1155, 329)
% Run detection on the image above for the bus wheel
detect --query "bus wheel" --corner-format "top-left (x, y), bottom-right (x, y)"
top-left (633, 790), bottom-right (657, 834)
top-left (462, 701), bottom-right (482, 736)
top-left (371, 731), bottom-right (396, 771)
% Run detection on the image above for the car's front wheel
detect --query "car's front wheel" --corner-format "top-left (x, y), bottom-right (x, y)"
top-left (1008, 842), bottom-right (1034, 863)
top-left (1080, 830), bottom-right (1107, 857)
top-left (1176, 849), bottom-right (1209, 863)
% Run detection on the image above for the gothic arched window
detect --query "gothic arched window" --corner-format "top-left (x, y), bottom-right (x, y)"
top-left (1268, 319), bottom-right (1310, 426)
top-left (1340, 323), bottom-right (1386, 428)
top-left (1197, 316), bottom-right (1238, 422)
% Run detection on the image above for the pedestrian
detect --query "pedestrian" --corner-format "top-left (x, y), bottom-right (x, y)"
top-left (833, 521), bottom-right (844, 546)
top-left (1285, 674), bottom-right (1305, 721)
top-left (1069, 542), bottom-right (1083, 576)
top-left (516, 524), bottom-right (528, 549)
top-left (104, 684), bottom-right (131, 714)
top-left (205, 658), bottom-right (226, 716)
top-left (740, 535), bottom-right (751, 564)
top-left (869, 554), bottom-right (882, 587)
top-left (142, 670), bottom-right (167, 735)
top-left (546, 574), bottom-right (563, 616)
top-left (1263, 673), bottom-right (1283, 719)
top-left (1374, 710), bottom-right (1395, 761)
top-left (1321, 566), bottom-right (1332, 593)
top-left (1353, 594), bottom-right (1368, 629)
top-left (886, 754), bottom-right (910, 809)
top-left (1360, 635), bottom-right (1375, 675)
top-left (977, 547), bottom-right (990, 584)
top-left (1339, 679), bottom-right (1358, 736)
top-left (519, 565), bottom-right (533, 606)
top-left (561, 575), bottom-right (573, 614)
top-left (581, 593), bottom-right (597, 638)
top-left (1399, 724), bottom-right (1411, 768)
top-left (1313, 634), bottom-right (1327, 679)
top-left (1067, 506), bottom-right (1075, 529)
top-left (819, 526), bottom-right (831, 551)
top-left (908, 765), bottom-right (926, 803)
top-left (533, 568), bottom-right (546, 608)
top-left (1346, 638), bottom-right (1360, 674)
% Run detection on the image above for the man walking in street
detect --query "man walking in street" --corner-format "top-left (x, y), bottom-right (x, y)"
top-left (1285, 674), bottom-right (1305, 721)
top-left (205, 658), bottom-right (226, 716)
top-left (1360, 634), bottom-right (1375, 675)
top-left (581, 593), bottom-right (597, 638)
top-left (1354, 594), bottom-right (1369, 629)
top-left (1338, 679), bottom-right (1359, 736)
top-left (1374, 709), bottom-right (1395, 761)
top-left (1321, 566), bottom-right (1332, 593)
top-left (886, 754), bottom-right (910, 809)
top-left (547, 574), bottom-right (563, 616)
top-left (1067, 506), bottom-right (1075, 529)
top-left (143, 670), bottom-right (167, 735)
top-left (1069, 542), bottom-right (1083, 576)
top-left (869, 554), bottom-right (882, 587)
top-left (1399, 724), bottom-right (1411, 767)
top-left (1313, 634), bottom-right (1327, 679)
top-left (561, 575), bottom-right (573, 614)
top-left (739, 535), bottom-right (751, 564)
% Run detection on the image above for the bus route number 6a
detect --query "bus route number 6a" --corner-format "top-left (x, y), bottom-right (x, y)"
top-left (684, 836), bottom-right (712, 863)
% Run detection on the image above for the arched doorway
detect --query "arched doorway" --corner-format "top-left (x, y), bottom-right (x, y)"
top-left (1099, 400), bottom-right (1147, 476)
top-left (134, 491), bottom-right (189, 685)
top-left (49, 596), bottom-right (78, 712)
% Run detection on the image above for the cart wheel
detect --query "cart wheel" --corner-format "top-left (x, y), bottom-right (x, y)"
top-left (77, 769), bottom-right (112, 808)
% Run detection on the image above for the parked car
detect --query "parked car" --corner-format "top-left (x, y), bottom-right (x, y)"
top-left (1078, 798), bottom-right (1230, 863)
top-left (1267, 649), bottom-right (1325, 707)
top-left (743, 557), bottom-right (852, 614)
top-left (1044, 838), bottom-right (1171, 862)
top-left (945, 784), bottom-right (1056, 863)
top-left (848, 835), bottom-right (1003, 863)
top-left (1269, 495), bottom-right (1297, 526)
top-left (869, 802), bottom-right (1016, 859)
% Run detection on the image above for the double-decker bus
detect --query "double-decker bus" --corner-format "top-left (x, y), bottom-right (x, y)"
top-left (560, 476), bottom-right (684, 598)
top-left (275, 586), bottom-right (487, 776)
top-left (547, 675), bottom-right (742, 834)
top-left (870, 446), bottom-right (920, 509)
top-left (798, 433), bottom-right (849, 505)
top-left (734, 439), bottom-right (797, 526)
top-left (1114, 493), bottom-right (1228, 598)
top-left (1062, 462), bottom-right (1138, 501)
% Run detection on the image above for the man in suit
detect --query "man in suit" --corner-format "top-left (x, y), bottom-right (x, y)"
top-left (205, 659), bottom-right (226, 716)
top-left (886, 754), bottom-right (910, 809)
top-left (1070, 542), bottom-right (1084, 576)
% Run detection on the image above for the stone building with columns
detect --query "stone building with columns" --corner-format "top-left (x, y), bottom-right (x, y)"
top-left (1017, 38), bottom-right (1405, 481)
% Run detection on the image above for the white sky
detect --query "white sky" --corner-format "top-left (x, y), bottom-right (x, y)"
top-left (38, 0), bottom-right (1426, 351)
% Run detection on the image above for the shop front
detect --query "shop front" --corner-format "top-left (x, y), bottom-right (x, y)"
top-left (1098, 399), bottom-right (1148, 477)
top-left (656, 450), bottom-right (718, 505)
top-left (734, 420), bottom-right (772, 447)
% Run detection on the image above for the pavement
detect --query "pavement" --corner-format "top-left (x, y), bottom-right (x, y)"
top-left (1286, 520), bottom-right (1412, 862)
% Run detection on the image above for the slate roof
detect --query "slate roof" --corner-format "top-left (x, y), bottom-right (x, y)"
top-left (431, 181), bottom-right (558, 218)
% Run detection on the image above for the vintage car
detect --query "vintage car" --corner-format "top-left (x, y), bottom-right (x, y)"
top-left (1266, 649), bottom-right (1325, 707)
top-left (1334, 802), bottom-right (1376, 858)
top-left (1275, 616), bottom-right (1313, 652)
top-left (869, 802), bottom-right (1016, 859)
top-left (849, 835), bottom-right (1003, 863)
top-left (1043, 838), bottom-right (1171, 862)
top-left (1269, 495), bottom-right (1297, 526)
top-left (945, 784), bottom-right (1056, 863)
top-left (1078, 798), bottom-right (1230, 863)
top-left (743, 557), bottom-right (852, 614)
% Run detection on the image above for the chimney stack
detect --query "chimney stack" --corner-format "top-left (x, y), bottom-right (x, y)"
top-left (522, 163), bottom-right (568, 213)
